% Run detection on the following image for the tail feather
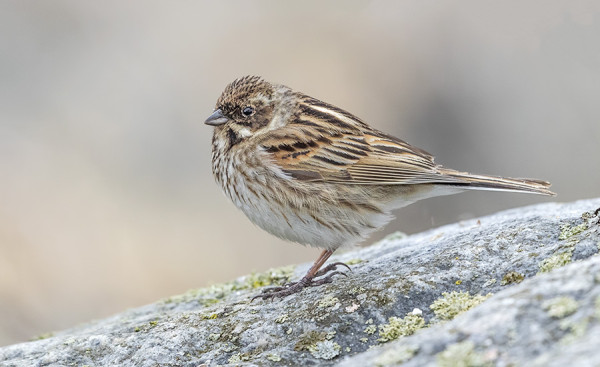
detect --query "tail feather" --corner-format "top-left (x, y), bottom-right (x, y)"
top-left (438, 168), bottom-right (556, 196)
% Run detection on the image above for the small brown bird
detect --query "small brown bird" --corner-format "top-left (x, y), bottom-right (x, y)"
top-left (205, 76), bottom-right (555, 300)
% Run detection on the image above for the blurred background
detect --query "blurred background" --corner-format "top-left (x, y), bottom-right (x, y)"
top-left (1, 1), bottom-right (599, 346)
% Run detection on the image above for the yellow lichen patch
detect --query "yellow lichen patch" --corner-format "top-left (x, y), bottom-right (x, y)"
top-left (560, 318), bottom-right (589, 345)
top-left (31, 332), bottom-right (54, 341)
top-left (543, 296), bottom-right (579, 318)
top-left (266, 353), bottom-right (282, 362)
top-left (501, 271), bottom-right (525, 285)
top-left (308, 340), bottom-right (341, 360)
top-left (162, 283), bottom-right (238, 305)
top-left (375, 345), bottom-right (419, 366)
top-left (559, 222), bottom-right (587, 240)
top-left (349, 286), bottom-right (366, 295)
top-left (436, 341), bottom-right (490, 367)
top-left (227, 352), bottom-right (250, 364)
top-left (275, 314), bottom-right (289, 323)
top-left (294, 330), bottom-right (335, 352)
top-left (537, 221), bottom-right (588, 275)
top-left (430, 291), bottom-right (492, 321)
top-left (133, 320), bottom-right (160, 333)
top-left (317, 295), bottom-right (340, 309)
top-left (202, 313), bottom-right (218, 320)
top-left (364, 325), bottom-right (377, 335)
top-left (538, 252), bottom-right (572, 273)
top-left (345, 258), bottom-right (363, 265)
top-left (162, 265), bottom-right (295, 305)
top-left (245, 265), bottom-right (295, 289)
top-left (377, 313), bottom-right (426, 342)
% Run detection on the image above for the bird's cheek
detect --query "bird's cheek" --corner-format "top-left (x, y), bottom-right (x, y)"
top-left (237, 127), bottom-right (254, 138)
top-left (250, 117), bottom-right (271, 130)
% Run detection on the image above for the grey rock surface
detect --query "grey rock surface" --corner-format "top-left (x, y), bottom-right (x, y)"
top-left (1, 198), bottom-right (599, 367)
top-left (339, 248), bottom-right (600, 367)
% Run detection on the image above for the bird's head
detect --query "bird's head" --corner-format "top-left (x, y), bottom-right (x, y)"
top-left (205, 76), bottom-right (293, 143)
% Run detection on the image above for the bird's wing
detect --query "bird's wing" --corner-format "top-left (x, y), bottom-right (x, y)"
top-left (259, 97), bottom-right (459, 185)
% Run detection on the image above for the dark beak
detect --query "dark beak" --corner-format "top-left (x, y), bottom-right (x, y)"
top-left (204, 109), bottom-right (230, 126)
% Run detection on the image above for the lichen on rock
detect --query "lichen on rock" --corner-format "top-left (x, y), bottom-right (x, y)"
top-left (543, 296), bottom-right (579, 318)
top-left (309, 340), bottom-right (342, 360)
top-left (436, 341), bottom-right (490, 367)
top-left (430, 291), bottom-right (492, 322)
top-left (2, 198), bottom-right (600, 367)
top-left (501, 271), bottom-right (525, 285)
top-left (377, 313), bottom-right (426, 342)
top-left (538, 252), bottom-right (572, 273)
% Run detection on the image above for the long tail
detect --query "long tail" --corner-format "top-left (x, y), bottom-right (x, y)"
top-left (438, 168), bottom-right (556, 196)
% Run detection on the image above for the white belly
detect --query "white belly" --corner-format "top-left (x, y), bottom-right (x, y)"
top-left (217, 157), bottom-right (391, 249)
top-left (213, 146), bottom-right (462, 250)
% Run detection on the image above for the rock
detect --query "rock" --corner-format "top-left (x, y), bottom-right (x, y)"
top-left (340, 249), bottom-right (600, 367)
top-left (1, 198), bottom-right (599, 367)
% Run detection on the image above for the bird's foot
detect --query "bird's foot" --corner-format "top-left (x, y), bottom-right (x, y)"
top-left (313, 262), bottom-right (352, 277)
top-left (251, 262), bottom-right (351, 302)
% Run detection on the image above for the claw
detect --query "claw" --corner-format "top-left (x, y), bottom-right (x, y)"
top-left (313, 262), bottom-right (352, 278)
top-left (249, 258), bottom-right (353, 301)
top-left (260, 286), bottom-right (285, 294)
top-left (331, 262), bottom-right (353, 272)
top-left (250, 294), bottom-right (263, 303)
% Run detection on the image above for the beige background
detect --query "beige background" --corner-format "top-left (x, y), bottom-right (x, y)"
top-left (1, 1), bottom-right (599, 345)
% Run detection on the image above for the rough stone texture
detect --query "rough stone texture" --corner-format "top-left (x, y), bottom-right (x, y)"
top-left (340, 249), bottom-right (600, 367)
top-left (1, 198), bottom-right (599, 367)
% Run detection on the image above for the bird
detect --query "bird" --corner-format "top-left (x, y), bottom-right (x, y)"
top-left (204, 75), bottom-right (555, 300)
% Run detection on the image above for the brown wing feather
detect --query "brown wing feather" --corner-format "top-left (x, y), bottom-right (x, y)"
top-left (259, 94), bottom-right (458, 185)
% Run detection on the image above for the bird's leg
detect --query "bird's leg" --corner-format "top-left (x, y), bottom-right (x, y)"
top-left (252, 249), bottom-right (350, 301)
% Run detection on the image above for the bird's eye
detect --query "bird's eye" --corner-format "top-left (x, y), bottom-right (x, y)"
top-left (242, 106), bottom-right (254, 117)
